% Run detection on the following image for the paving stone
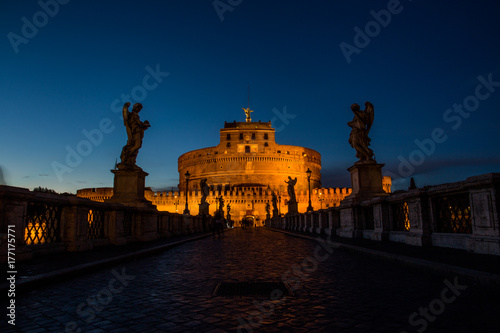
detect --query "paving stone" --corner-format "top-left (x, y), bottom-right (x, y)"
top-left (7, 228), bottom-right (500, 333)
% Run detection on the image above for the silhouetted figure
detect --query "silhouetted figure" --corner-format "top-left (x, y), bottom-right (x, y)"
top-left (285, 176), bottom-right (297, 203)
top-left (218, 196), bottom-right (225, 216)
top-left (213, 213), bottom-right (224, 237)
top-left (119, 102), bottom-right (150, 168)
top-left (200, 178), bottom-right (209, 204)
top-left (271, 192), bottom-right (279, 218)
top-left (348, 102), bottom-right (374, 162)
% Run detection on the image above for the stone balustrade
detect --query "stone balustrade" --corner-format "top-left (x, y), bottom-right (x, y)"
top-left (266, 173), bottom-right (500, 256)
top-left (0, 185), bottom-right (206, 263)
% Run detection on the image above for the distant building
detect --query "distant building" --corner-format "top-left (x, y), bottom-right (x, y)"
top-left (77, 109), bottom-right (391, 225)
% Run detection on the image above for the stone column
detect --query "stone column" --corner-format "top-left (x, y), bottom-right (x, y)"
top-left (372, 199), bottom-right (390, 242)
top-left (106, 209), bottom-right (127, 245)
top-left (405, 192), bottom-right (432, 246)
top-left (469, 182), bottom-right (500, 255)
top-left (316, 212), bottom-right (323, 234)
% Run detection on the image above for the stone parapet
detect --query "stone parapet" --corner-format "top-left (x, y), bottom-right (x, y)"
top-left (267, 173), bottom-right (500, 256)
top-left (0, 185), bottom-right (206, 263)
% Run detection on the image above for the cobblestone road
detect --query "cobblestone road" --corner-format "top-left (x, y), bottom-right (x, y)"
top-left (6, 228), bottom-right (500, 332)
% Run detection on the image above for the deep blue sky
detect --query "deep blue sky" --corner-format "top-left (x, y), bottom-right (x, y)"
top-left (1, 0), bottom-right (499, 193)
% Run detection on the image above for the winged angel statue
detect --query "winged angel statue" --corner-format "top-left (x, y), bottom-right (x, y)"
top-left (119, 102), bottom-right (150, 168)
top-left (348, 102), bottom-right (375, 162)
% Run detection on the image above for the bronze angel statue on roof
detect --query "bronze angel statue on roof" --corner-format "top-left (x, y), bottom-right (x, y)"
top-left (119, 102), bottom-right (150, 168)
top-left (348, 101), bottom-right (374, 162)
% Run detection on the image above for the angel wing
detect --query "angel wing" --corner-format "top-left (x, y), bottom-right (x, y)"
top-left (122, 103), bottom-right (132, 142)
top-left (364, 101), bottom-right (374, 134)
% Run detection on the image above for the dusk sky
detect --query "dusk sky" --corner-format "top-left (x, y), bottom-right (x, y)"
top-left (1, 0), bottom-right (499, 193)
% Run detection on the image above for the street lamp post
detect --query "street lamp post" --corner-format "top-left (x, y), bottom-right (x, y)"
top-left (306, 168), bottom-right (313, 212)
top-left (174, 195), bottom-right (179, 213)
top-left (183, 171), bottom-right (190, 215)
top-left (318, 190), bottom-right (324, 210)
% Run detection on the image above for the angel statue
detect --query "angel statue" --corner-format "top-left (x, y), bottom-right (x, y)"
top-left (242, 107), bottom-right (253, 122)
top-left (271, 192), bottom-right (278, 211)
top-left (348, 102), bottom-right (374, 162)
top-left (200, 178), bottom-right (210, 204)
top-left (285, 176), bottom-right (297, 203)
top-left (119, 102), bottom-right (150, 168)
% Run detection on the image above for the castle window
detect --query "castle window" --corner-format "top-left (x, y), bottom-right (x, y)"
top-left (245, 146), bottom-right (250, 153)
top-left (226, 142), bottom-right (231, 147)
top-left (227, 134), bottom-right (231, 140)
top-left (239, 133), bottom-right (243, 140)
top-left (277, 150), bottom-right (281, 154)
top-left (264, 142), bottom-right (268, 147)
top-left (252, 133), bottom-right (256, 140)
top-left (264, 133), bottom-right (268, 140)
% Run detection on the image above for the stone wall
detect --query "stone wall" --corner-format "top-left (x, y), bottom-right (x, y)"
top-left (77, 186), bottom-right (355, 225)
top-left (0, 185), bottom-right (206, 263)
top-left (267, 173), bottom-right (500, 256)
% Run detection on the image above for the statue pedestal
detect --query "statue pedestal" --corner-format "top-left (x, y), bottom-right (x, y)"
top-left (338, 161), bottom-right (387, 238)
top-left (106, 168), bottom-right (154, 208)
top-left (199, 202), bottom-right (210, 216)
top-left (347, 162), bottom-right (387, 201)
top-left (287, 200), bottom-right (298, 215)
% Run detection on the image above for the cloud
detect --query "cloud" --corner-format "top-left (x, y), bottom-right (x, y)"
top-left (38, 174), bottom-right (49, 177)
top-left (321, 156), bottom-right (500, 191)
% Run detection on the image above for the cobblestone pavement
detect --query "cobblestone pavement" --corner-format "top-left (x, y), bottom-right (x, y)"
top-left (7, 228), bottom-right (500, 332)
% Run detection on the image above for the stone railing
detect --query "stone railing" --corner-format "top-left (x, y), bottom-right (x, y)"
top-left (0, 185), bottom-right (206, 263)
top-left (266, 173), bottom-right (500, 256)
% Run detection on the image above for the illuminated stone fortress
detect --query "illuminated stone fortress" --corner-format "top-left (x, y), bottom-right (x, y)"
top-left (77, 108), bottom-right (391, 226)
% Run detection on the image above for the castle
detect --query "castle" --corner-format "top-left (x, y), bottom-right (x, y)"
top-left (77, 108), bottom-right (391, 226)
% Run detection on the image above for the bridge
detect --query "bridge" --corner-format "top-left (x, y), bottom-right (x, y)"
top-left (1, 173), bottom-right (499, 332)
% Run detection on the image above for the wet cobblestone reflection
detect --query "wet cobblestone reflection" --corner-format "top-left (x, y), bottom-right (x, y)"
top-left (12, 228), bottom-right (500, 332)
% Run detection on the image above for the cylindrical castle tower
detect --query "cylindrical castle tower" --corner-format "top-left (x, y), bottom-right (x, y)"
top-left (178, 116), bottom-right (321, 193)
